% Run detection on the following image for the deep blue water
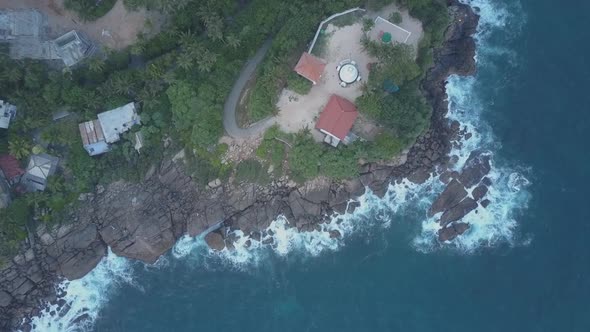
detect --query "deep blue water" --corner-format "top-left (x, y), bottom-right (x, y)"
top-left (31, 0), bottom-right (590, 331)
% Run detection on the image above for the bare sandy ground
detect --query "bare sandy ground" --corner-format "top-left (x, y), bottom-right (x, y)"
top-left (0, 0), bottom-right (163, 49)
top-left (275, 6), bottom-right (423, 142)
top-left (276, 22), bottom-right (373, 142)
top-left (370, 3), bottom-right (423, 51)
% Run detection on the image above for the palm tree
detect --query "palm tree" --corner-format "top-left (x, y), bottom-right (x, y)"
top-left (224, 34), bottom-right (241, 49)
top-left (130, 42), bottom-right (145, 56)
top-left (25, 192), bottom-right (48, 212)
top-left (178, 30), bottom-right (197, 49)
top-left (204, 15), bottom-right (224, 41)
top-left (88, 57), bottom-right (105, 73)
top-left (159, 0), bottom-right (190, 14)
top-left (41, 127), bottom-right (62, 146)
top-left (177, 51), bottom-right (194, 71)
top-left (46, 176), bottom-right (65, 194)
top-left (8, 137), bottom-right (32, 160)
top-left (196, 50), bottom-right (217, 73)
top-left (162, 71), bottom-right (177, 85)
top-left (18, 116), bottom-right (46, 132)
top-left (109, 74), bottom-right (134, 96)
top-left (147, 63), bottom-right (164, 80)
top-left (82, 91), bottom-right (102, 112)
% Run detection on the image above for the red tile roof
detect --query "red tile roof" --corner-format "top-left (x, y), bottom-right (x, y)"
top-left (0, 154), bottom-right (25, 180)
top-left (294, 52), bottom-right (326, 84)
top-left (315, 95), bottom-right (358, 140)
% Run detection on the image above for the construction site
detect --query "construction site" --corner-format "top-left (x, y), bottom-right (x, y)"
top-left (0, 9), bottom-right (94, 66)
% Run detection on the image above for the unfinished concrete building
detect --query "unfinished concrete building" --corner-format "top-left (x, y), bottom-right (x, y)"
top-left (53, 30), bottom-right (93, 67)
top-left (0, 10), bottom-right (93, 67)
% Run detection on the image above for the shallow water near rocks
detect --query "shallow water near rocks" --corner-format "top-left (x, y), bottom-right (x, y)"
top-left (27, 0), bottom-right (590, 330)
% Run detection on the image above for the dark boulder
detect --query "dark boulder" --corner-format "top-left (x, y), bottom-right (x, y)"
top-left (408, 168), bottom-right (431, 184)
top-left (329, 230), bottom-right (342, 239)
top-left (472, 185), bottom-right (488, 201)
top-left (438, 222), bottom-right (470, 242)
top-left (429, 179), bottom-right (468, 216)
top-left (204, 232), bottom-right (225, 251)
top-left (0, 291), bottom-right (12, 307)
top-left (439, 198), bottom-right (478, 227)
top-left (458, 151), bottom-right (491, 188)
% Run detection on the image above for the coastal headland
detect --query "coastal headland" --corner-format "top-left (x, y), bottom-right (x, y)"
top-left (0, 1), bottom-right (480, 330)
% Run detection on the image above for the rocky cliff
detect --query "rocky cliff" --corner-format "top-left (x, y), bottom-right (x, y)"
top-left (1, 1), bottom-right (480, 330)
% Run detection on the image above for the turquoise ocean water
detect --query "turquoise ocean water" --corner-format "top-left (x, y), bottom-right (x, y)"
top-left (27, 0), bottom-right (590, 330)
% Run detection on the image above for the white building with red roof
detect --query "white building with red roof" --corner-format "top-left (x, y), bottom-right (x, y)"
top-left (315, 94), bottom-right (358, 147)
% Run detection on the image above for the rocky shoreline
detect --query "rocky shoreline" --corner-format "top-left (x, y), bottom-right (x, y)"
top-left (0, 1), bottom-right (480, 330)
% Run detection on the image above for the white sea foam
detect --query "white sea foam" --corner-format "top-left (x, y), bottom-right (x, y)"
top-left (22, 0), bottom-right (533, 330)
top-left (171, 176), bottom-right (442, 268)
top-left (25, 249), bottom-right (135, 332)
top-left (411, 0), bottom-right (531, 252)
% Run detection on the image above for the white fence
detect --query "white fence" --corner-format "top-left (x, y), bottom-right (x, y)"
top-left (307, 7), bottom-right (366, 54)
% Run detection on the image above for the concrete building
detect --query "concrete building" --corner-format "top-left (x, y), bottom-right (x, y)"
top-left (79, 103), bottom-right (141, 156)
top-left (53, 30), bottom-right (93, 67)
top-left (0, 100), bottom-right (17, 129)
top-left (0, 10), bottom-right (93, 67)
top-left (23, 153), bottom-right (59, 192)
top-left (0, 10), bottom-right (43, 41)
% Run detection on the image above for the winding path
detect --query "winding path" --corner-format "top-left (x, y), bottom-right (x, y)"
top-left (223, 39), bottom-right (277, 138)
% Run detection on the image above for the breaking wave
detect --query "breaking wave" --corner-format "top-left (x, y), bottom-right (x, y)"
top-left (171, 179), bottom-right (430, 269)
top-left (173, 0), bottom-right (532, 267)
top-left (410, 0), bottom-right (531, 251)
top-left (23, 0), bottom-right (533, 330)
top-left (25, 250), bottom-right (136, 332)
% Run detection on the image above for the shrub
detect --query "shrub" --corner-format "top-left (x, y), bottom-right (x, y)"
top-left (286, 72), bottom-right (312, 95)
top-left (390, 12), bottom-right (403, 24)
top-left (362, 18), bottom-right (375, 33)
top-left (288, 132), bottom-right (359, 182)
top-left (357, 132), bottom-right (404, 162)
top-left (64, 0), bottom-right (117, 21)
top-left (0, 198), bottom-right (30, 259)
top-left (257, 125), bottom-right (290, 175)
top-left (367, 0), bottom-right (395, 10)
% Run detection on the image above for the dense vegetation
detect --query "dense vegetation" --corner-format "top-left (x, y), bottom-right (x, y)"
top-left (257, 126), bottom-right (402, 183)
top-left (64, 0), bottom-right (117, 21)
top-left (244, 0), bottom-right (363, 122)
top-left (356, 41), bottom-right (430, 145)
top-left (0, 0), bottom-right (450, 261)
top-left (248, 0), bottom-right (450, 182)
top-left (286, 72), bottom-right (312, 95)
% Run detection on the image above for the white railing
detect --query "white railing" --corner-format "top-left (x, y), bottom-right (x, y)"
top-left (308, 7), bottom-right (366, 54)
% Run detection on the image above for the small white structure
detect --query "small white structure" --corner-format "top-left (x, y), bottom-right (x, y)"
top-left (23, 153), bottom-right (59, 192)
top-left (336, 59), bottom-right (361, 86)
top-left (79, 103), bottom-right (141, 156)
top-left (0, 100), bottom-right (17, 129)
top-left (134, 132), bottom-right (144, 153)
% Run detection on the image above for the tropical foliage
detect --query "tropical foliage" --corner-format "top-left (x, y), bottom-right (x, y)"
top-left (64, 0), bottom-right (117, 21)
top-left (0, 0), bottom-right (451, 261)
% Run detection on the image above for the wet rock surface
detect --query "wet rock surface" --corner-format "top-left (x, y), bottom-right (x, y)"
top-left (1, 1), bottom-right (481, 330)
